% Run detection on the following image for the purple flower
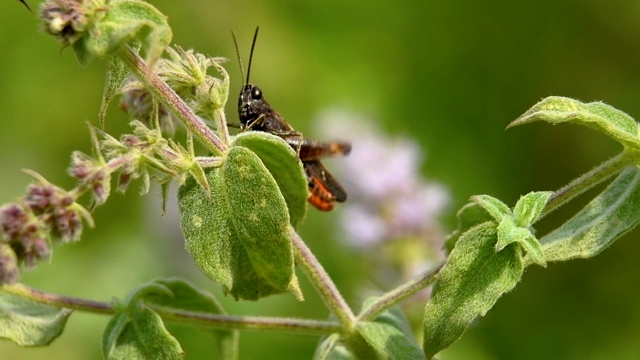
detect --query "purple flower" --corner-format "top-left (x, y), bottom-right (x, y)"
top-left (315, 108), bottom-right (450, 281)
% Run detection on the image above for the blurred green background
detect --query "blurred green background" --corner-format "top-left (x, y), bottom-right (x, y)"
top-left (2, 0), bottom-right (640, 359)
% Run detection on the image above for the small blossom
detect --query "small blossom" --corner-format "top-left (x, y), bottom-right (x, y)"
top-left (90, 169), bottom-right (111, 205)
top-left (0, 244), bottom-right (20, 284)
top-left (69, 151), bottom-right (111, 205)
top-left (0, 204), bottom-right (29, 240)
top-left (22, 173), bottom-right (86, 243)
top-left (24, 183), bottom-right (57, 212)
top-left (22, 237), bottom-right (51, 268)
top-left (52, 207), bottom-right (82, 241)
top-left (39, 0), bottom-right (86, 46)
top-left (119, 79), bottom-right (177, 133)
top-left (0, 202), bottom-right (52, 283)
top-left (157, 47), bottom-right (230, 114)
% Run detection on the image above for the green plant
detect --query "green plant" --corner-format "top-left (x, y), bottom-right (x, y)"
top-left (2, 1), bottom-right (640, 359)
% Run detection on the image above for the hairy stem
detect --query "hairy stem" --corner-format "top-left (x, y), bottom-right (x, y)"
top-left (1, 284), bottom-right (340, 335)
top-left (542, 151), bottom-right (633, 218)
top-left (290, 228), bottom-right (357, 332)
top-left (118, 46), bottom-right (227, 156)
top-left (2, 284), bottom-right (113, 314)
top-left (155, 307), bottom-right (340, 335)
top-left (357, 261), bottom-right (444, 322)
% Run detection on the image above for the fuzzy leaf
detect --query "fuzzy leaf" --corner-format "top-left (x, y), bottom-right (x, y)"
top-left (232, 131), bottom-right (308, 228)
top-left (314, 334), bottom-right (355, 360)
top-left (445, 201), bottom-right (494, 252)
top-left (72, 37), bottom-right (93, 67)
top-left (512, 191), bottom-right (553, 227)
top-left (541, 166), bottom-right (640, 261)
top-left (80, 0), bottom-right (172, 65)
top-left (356, 298), bottom-right (425, 360)
top-left (470, 195), bottom-right (512, 221)
top-left (0, 289), bottom-right (72, 346)
top-left (102, 302), bottom-right (183, 360)
top-left (179, 146), bottom-right (297, 300)
top-left (100, 55), bottom-right (131, 127)
top-left (143, 278), bottom-right (238, 360)
top-left (423, 222), bottom-right (524, 359)
top-left (496, 217), bottom-right (546, 267)
top-left (509, 96), bottom-right (639, 149)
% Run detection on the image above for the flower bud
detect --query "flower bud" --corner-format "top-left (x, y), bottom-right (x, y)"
top-left (0, 244), bottom-right (20, 285)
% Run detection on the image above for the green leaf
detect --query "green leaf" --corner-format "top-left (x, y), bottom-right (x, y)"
top-left (357, 322), bottom-right (425, 360)
top-left (179, 145), bottom-right (298, 300)
top-left (423, 222), bottom-right (524, 359)
top-left (314, 334), bottom-right (355, 360)
top-left (143, 278), bottom-right (239, 360)
top-left (72, 37), bottom-right (93, 67)
top-left (100, 55), bottom-right (131, 127)
top-left (512, 191), bottom-right (553, 227)
top-left (103, 301), bottom-right (183, 360)
top-left (356, 298), bottom-right (425, 360)
top-left (0, 289), bottom-right (72, 346)
top-left (470, 195), bottom-right (512, 221)
top-left (232, 131), bottom-right (308, 228)
top-left (509, 96), bottom-right (639, 149)
top-left (143, 278), bottom-right (222, 311)
top-left (493, 191), bottom-right (551, 266)
top-left (445, 201), bottom-right (494, 252)
top-left (541, 166), bottom-right (640, 262)
top-left (446, 195), bottom-right (511, 252)
top-left (496, 217), bottom-right (546, 267)
top-left (81, 0), bottom-right (172, 65)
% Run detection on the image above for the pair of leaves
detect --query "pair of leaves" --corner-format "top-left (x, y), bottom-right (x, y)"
top-left (447, 191), bottom-right (551, 266)
top-left (178, 132), bottom-right (308, 300)
top-left (1, 279), bottom-right (234, 359)
top-left (103, 278), bottom-right (237, 360)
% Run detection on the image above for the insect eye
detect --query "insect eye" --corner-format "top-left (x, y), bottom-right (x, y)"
top-left (251, 87), bottom-right (262, 100)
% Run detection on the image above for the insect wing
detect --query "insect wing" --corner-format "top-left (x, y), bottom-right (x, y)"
top-left (304, 160), bottom-right (347, 212)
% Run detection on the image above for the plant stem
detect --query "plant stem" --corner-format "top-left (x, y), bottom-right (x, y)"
top-left (117, 46), bottom-right (227, 156)
top-left (155, 307), bottom-right (340, 335)
top-left (2, 283), bottom-right (114, 314)
top-left (357, 261), bottom-right (444, 322)
top-left (289, 228), bottom-right (357, 332)
top-left (541, 151), bottom-right (633, 218)
top-left (1, 284), bottom-right (340, 336)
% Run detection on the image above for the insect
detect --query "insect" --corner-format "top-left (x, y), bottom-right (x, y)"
top-left (232, 27), bottom-right (351, 211)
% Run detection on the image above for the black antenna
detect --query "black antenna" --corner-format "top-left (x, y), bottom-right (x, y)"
top-left (246, 27), bottom-right (260, 85)
top-left (231, 27), bottom-right (261, 86)
top-left (18, 0), bottom-right (32, 12)
top-left (231, 30), bottom-right (246, 85)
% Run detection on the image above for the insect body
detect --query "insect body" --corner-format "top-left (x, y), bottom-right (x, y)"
top-left (233, 27), bottom-right (351, 211)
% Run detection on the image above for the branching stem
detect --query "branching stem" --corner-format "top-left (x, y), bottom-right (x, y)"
top-left (117, 46), bottom-right (227, 156)
top-left (1, 284), bottom-right (340, 336)
top-left (289, 228), bottom-right (357, 332)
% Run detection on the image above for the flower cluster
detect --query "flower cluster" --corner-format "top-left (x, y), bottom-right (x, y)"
top-left (0, 117), bottom-right (213, 285)
top-left (316, 108), bottom-right (450, 283)
top-left (0, 173), bottom-right (91, 284)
